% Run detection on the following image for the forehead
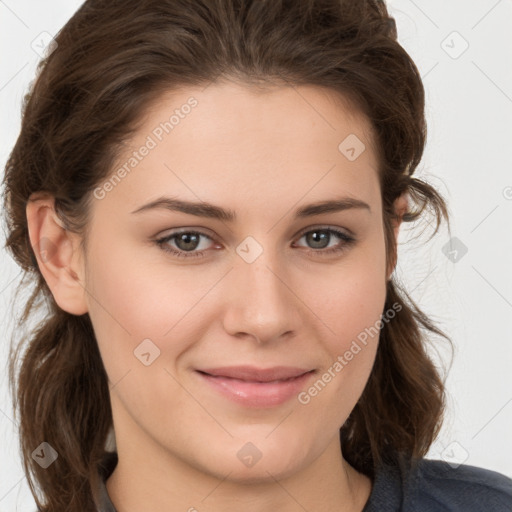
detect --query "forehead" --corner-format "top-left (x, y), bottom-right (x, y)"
top-left (93, 80), bottom-right (381, 219)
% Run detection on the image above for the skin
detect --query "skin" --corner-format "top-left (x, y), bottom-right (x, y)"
top-left (27, 80), bottom-right (407, 512)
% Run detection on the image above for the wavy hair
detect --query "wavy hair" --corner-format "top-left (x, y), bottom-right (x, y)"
top-left (2, 0), bottom-right (450, 509)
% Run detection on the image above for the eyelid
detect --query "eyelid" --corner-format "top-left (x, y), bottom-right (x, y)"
top-left (157, 226), bottom-right (216, 238)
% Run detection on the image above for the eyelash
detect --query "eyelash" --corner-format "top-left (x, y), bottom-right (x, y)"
top-left (155, 227), bottom-right (356, 259)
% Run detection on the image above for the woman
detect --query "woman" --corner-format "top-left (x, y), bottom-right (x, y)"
top-left (3, 0), bottom-right (511, 511)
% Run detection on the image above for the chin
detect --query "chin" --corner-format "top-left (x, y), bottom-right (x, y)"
top-left (209, 458), bottom-right (305, 485)
top-left (190, 433), bottom-right (313, 484)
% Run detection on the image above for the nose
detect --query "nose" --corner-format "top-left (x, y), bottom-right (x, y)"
top-left (221, 243), bottom-right (303, 345)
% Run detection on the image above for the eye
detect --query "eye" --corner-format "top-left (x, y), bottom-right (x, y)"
top-left (155, 226), bottom-right (355, 259)
top-left (293, 227), bottom-right (355, 257)
top-left (155, 230), bottom-right (215, 259)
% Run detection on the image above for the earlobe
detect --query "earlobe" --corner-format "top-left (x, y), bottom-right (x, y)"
top-left (26, 193), bottom-right (89, 315)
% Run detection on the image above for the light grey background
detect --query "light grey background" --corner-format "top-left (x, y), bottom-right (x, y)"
top-left (1, 0), bottom-right (511, 509)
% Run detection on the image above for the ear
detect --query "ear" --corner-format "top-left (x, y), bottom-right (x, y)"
top-left (26, 192), bottom-right (89, 315)
top-left (387, 192), bottom-right (409, 280)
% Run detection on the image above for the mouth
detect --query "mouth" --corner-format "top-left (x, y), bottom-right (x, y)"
top-left (195, 366), bottom-right (316, 408)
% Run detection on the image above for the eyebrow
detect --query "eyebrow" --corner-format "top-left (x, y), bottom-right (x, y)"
top-left (130, 195), bottom-right (371, 221)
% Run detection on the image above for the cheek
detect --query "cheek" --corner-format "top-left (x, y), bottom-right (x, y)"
top-left (314, 234), bottom-right (388, 352)
top-left (84, 234), bottom-right (193, 378)
top-left (298, 235), bottom-right (387, 415)
top-left (326, 269), bottom-right (386, 351)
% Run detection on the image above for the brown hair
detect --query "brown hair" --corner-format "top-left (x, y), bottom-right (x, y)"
top-left (2, 0), bottom-right (451, 509)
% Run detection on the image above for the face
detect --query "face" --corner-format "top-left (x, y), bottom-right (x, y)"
top-left (72, 81), bottom-right (391, 482)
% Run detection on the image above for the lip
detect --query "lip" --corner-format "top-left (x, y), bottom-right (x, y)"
top-left (195, 366), bottom-right (316, 408)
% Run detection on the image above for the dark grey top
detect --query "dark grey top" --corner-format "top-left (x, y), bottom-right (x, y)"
top-left (96, 451), bottom-right (512, 511)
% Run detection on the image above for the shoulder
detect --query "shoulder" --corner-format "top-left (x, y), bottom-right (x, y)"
top-left (363, 452), bottom-right (512, 512)
top-left (408, 456), bottom-right (512, 511)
